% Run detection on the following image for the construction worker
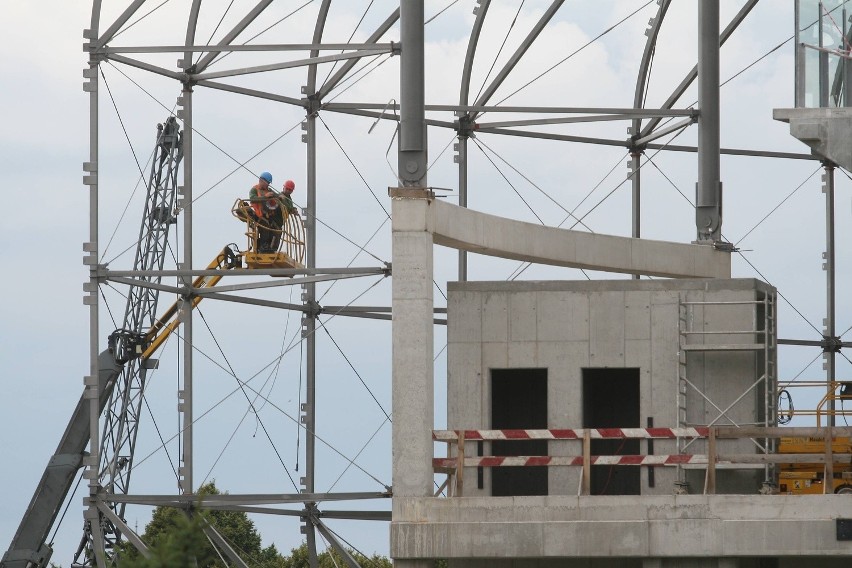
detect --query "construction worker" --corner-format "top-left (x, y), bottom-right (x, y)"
top-left (248, 171), bottom-right (279, 252)
top-left (266, 180), bottom-right (299, 251)
top-left (249, 171), bottom-right (273, 218)
top-left (281, 180), bottom-right (298, 215)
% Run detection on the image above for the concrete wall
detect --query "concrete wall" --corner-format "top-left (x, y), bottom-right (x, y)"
top-left (446, 278), bottom-right (776, 497)
top-left (392, 494), bottom-right (852, 562)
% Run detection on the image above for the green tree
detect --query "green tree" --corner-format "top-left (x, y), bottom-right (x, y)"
top-left (280, 542), bottom-right (391, 568)
top-left (115, 484), bottom-right (397, 568)
top-left (118, 482), bottom-right (286, 567)
top-left (118, 508), bottom-right (209, 568)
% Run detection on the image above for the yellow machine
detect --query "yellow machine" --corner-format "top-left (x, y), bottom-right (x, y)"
top-left (778, 381), bottom-right (852, 495)
top-left (778, 436), bottom-right (852, 494)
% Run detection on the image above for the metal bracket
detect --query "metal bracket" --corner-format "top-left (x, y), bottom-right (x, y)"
top-left (304, 94), bottom-right (322, 116)
top-left (454, 114), bottom-right (477, 138)
top-left (821, 335), bottom-right (843, 352)
top-left (712, 240), bottom-right (737, 253)
top-left (48, 453), bottom-right (84, 470)
top-left (302, 299), bottom-right (322, 318)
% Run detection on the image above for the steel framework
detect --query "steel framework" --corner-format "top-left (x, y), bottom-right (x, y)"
top-left (5, 2), bottom-right (851, 568)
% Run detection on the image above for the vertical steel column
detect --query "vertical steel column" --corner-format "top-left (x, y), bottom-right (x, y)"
top-left (631, 151), bottom-right (641, 240)
top-left (630, 148), bottom-right (641, 280)
top-left (458, 0), bottom-right (489, 282)
top-left (457, 134), bottom-right (467, 281)
top-left (178, 83), bottom-right (194, 494)
top-left (304, 116), bottom-right (317, 496)
top-left (795, 0), bottom-right (805, 107)
top-left (301, 5), bottom-right (329, 564)
top-left (819, 3), bottom-right (829, 107)
top-left (302, 106), bottom-right (319, 568)
top-left (398, 0), bottom-right (428, 187)
top-left (85, 56), bottom-right (100, 495)
top-left (696, 0), bottom-right (722, 242)
top-left (844, 8), bottom-right (852, 107)
top-left (823, 162), bottom-right (836, 427)
top-left (83, 14), bottom-right (106, 565)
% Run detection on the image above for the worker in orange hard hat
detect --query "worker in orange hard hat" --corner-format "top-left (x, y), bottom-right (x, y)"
top-left (281, 180), bottom-right (298, 215)
top-left (265, 180), bottom-right (297, 252)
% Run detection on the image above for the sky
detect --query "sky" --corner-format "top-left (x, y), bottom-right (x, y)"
top-left (2, 1), bottom-right (851, 565)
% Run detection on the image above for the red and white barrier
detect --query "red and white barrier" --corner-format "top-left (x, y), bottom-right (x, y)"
top-left (433, 454), bottom-right (708, 468)
top-left (432, 427), bottom-right (708, 442)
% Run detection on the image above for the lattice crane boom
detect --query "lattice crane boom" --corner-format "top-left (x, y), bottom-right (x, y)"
top-left (2, 118), bottom-right (240, 568)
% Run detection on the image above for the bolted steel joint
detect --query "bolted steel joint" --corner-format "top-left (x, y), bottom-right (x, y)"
top-left (821, 335), bottom-right (842, 352)
top-left (455, 114), bottom-right (477, 138)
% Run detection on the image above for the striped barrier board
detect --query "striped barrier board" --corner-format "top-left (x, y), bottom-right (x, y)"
top-left (433, 454), bottom-right (709, 468)
top-left (432, 428), bottom-right (709, 441)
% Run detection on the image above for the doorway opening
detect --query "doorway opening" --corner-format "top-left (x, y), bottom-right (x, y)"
top-left (583, 368), bottom-right (640, 495)
top-left (491, 368), bottom-right (548, 496)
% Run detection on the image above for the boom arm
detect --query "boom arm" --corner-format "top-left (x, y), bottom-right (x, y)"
top-left (1, 352), bottom-right (122, 568)
top-left (1, 246), bottom-right (241, 568)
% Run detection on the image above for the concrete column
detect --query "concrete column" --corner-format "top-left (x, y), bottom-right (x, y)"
top-left (391, 197), bottom-right (433, 568)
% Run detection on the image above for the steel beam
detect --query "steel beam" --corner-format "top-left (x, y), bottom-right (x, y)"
top-left (823, 162), bottom-right (837, 427)
top-left (178, 80), bottom-right (194, 496)
top-left (193, 0), bottom-right (275, 73)
top-left (399, 1), bottom-right (427, 187)
top-left (696, 0), bottom-right (722, 242)
top-left (472, 1), bottom-right (564, 116)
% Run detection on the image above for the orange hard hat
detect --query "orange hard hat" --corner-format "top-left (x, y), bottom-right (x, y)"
top-left (284, 180), bottom-right (295, 191)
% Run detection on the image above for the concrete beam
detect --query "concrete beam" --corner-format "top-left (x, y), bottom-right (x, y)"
top-left (409, 197), bottom-right (730, 278)
top-left (774, 107), bottom-right (852, 171)
top-left (391, 495), bottom-right (852, 559)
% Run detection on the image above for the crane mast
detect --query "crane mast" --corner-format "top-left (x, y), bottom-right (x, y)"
top-left (74, 117), bottom-right (184, 566)
top-left (2, 118), bottom-right (184, 568)
top-left (4, 107), bottom-right (294, 567)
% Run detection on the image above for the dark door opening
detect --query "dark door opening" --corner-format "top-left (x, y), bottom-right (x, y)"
top-left (491, 368), bottom-right (548, 496)
top-left (583, 368), bottom-right (640, 495)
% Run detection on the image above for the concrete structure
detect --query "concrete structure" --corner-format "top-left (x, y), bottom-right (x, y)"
top-left (774, 108), bottom-right (852, 171)
top-left (392, 192), bottom-right (731, 279)
top-left (389, 193), bottom-right (852, 566)
top-left (392, 494), bottom-right (852, 566)
top-left (445, 278), bottom-right (775, 499)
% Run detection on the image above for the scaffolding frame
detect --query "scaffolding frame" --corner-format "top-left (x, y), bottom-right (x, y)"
top-left (677, 292), bottom-right (778, 489)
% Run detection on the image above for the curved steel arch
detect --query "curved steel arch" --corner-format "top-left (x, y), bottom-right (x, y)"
top-left (459, 0), bottom-right (490, 108)
top-left (628, 0), bottom-right (670, 241)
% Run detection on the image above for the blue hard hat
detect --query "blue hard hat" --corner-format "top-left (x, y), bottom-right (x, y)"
top-left (260, 171), bottom-right (273, 183)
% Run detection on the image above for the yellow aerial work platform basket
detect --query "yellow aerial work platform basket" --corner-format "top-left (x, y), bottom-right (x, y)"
top-left (232, 198), bottom-right (305, 272)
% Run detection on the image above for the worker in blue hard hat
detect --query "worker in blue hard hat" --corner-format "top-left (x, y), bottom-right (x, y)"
top-left (248, 171), bottom-right (279, 252)
top-left (249, 172), bottom-right (273, 217)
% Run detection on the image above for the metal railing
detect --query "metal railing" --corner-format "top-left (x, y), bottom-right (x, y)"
top-left (433, 426), bottom-right (852, 497)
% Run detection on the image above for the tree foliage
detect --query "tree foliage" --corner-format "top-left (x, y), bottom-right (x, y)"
top-left (117, 482), bottom-right (285, 567)
top-left (115, 482), bottom-right (394, 568)
top-left (279, 542), bottom-right (391, 568)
